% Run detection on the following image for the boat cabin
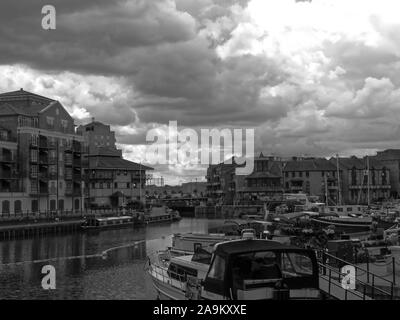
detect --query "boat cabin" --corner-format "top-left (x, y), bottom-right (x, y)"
top-left (201, 239), bottom-right (320, 300)
top-left (82, 216), bottom-right (133, 228)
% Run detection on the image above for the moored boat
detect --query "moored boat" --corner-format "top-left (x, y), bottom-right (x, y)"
top-left (148, 237), bottom-right (321, 300)
top-left (81, 216), bottom-right (134, 230)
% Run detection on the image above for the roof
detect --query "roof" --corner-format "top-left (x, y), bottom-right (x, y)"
top-left (0, 89), bottom-right (56, 116)
top-left (0, 89), bottom-right (54, 103)
top-left (214, 239), bottom-right (298, 256)
top-left (90, 155), bottom-right (153, 171)
top-left (284, 158), bottom-right (337, 172)
top-left (334, 157), bottom-right (387, 170)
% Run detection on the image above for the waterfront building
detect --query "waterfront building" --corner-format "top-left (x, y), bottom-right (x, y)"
top-left (76, 119), bottom-right (122, 156)
top-left (283, 157), bottom-right (340, 205)
top-left (205, 158), bottom-right (237, 204)
top-left (78, 119), bottom-right (153, 208)
top-left (372, 149), bottom-right (400, 198)
top-left (0, 89), bottom-right (84, 214)
top-left (235, 153), bottom-right (283, 202)
top-left (332, 156), bottom-right (391, 204)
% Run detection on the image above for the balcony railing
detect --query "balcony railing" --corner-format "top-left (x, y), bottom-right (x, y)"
top-left (0, 155), bottom-right (14, 162)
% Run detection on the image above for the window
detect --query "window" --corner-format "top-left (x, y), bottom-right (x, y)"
top-left (58, 199), bottom-right (64, 211)
top-left (321, 171), bottom-right (325, 177)
top-left (30, 165), bottom-right (38, 177)
top-left (61, 119), bottom-right (68, 128)
top-left (285, 172), bottom-right (288, 178)
top-left (99, 183), bottom-right (103, 189)
top-left (114, 182), bottom-right (118, 189)
top-left (208, 255), bottom-right (226, 281)
top-left (127, 182), bottom-right (130, 188)
top-left (281, 252), bottom-right (313, 277)
top-left (74, 199), bottom-right (80, 210)
top-left (14, 200), bottom-right (22, 214)
top-left (30, 149), bottom-right (38, 162)
top-left (31, 200), bottom-right (38, 213)
top-left (291, 172), bottom-right (295, 178)
top-left (91, 182), bottom-right (95, 189)
top-left (299, 172), bottom-right (303, 177)
top-left (46, 116), bottom-right (54, 127)
top-left (2, 200), bottom-right (10, 214)
top-left (306, 171), bottom-right (309, 177)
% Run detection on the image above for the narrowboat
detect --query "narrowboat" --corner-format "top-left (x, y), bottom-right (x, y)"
top-left (81, 216), bottom-right (134, 230)
top-left (148, 238), bottom-right (321, 300)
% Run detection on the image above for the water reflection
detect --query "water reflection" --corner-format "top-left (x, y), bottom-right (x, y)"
top-left (0, 218), bottom-right (226, 299)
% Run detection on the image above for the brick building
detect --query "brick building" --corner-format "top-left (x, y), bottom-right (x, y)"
top-left (0, 89), bottom-right (84, 214)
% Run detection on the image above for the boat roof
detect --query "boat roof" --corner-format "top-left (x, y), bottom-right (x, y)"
top-left (93, 216), bottom-right (132, 221)
top-left (214, 239), bottom-right (299, 256)
top-left (170, 255), bottom-right (211, 270)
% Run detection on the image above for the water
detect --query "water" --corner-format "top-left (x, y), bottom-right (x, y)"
top-left (0, 218), bottom-right (226, 300)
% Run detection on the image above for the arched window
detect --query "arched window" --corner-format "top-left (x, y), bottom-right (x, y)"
top-left (14, 200), bottom-right (22, 214)
top-left (2, 200), bottom-right (10, 214)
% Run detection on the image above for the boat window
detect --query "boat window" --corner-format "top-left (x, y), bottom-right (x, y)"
top-left (232, 251), bottom-right (281, 284)
top-left (281, 252), bottom-right (313, 277)
top-left (168, 263), bottom-right (197, 282)
top-left (207, 255), bottom-right (226, 281)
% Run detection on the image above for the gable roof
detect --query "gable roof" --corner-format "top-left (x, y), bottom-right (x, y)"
top-left (284, 158), bottom-right (337, 172)
top-left (89, 155), bottom-right (153, 171)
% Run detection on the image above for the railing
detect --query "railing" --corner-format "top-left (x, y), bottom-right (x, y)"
top-left (317, 251), bottom-right (395, 300)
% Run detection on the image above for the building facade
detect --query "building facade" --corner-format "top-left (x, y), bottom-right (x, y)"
top-left (77, 119), bottom-right (122, 156)
top-left (205, 159), bottom-right (237, 204)
top-left (0, 89), bottom-right (84, 214)
top-left (235, 154), bottom-right (283, 202)
top-left (333, 156), bottom-right (391, 204)
top-left (283, 158), bottom-right (340, 205)
top-left (79, 120), bottom-right (153, 208)
top-left (373, 149), bottom-right (400, 198)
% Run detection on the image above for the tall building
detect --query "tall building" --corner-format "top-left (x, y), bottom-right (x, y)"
top-left (0, 89), bottom-right (84, 214)
top-left (205, 158), bottom-right (237, 204)
top-left (77, 119), bottom-right (122, 156)
top-left (78, 120), bottom-right (153, 208)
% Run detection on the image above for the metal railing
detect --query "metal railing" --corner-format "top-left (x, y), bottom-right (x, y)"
top-left (318, 251), bottom-right (395, 300)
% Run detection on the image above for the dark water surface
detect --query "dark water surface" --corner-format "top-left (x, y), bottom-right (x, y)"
top-left (0, 218), bottom-right (226, 299)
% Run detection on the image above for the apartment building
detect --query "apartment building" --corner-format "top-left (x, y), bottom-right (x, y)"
top-left (283, 158), bottom-right (340, 205)
top-left (332, 156), bottom-right (391, 204)
top-left (78, 120), bottom-right (153, 208)
top-left (0, 89), bottom-right (84, 214)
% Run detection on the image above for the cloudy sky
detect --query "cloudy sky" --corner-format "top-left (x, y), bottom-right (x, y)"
top-left (1, 0), bottom-right (400, 184)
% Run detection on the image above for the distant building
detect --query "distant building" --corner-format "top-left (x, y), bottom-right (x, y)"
top-left (0, 89), bottom-right (84, 214)
top-left (235, 153), bottom-right (283, 202)
top-left (84, 147), bottom-right (152, 208)
top-left (78, 119), bottom-right (153, 208)
top-left (373, 149), bottom-right (400, 198)
top-left (205, 158), bottom-right (237, 204)
top-left (77, 119), bottom-right (122, 156)
top-left (333, 156), bottom-right (391, 204)
top-left (283, 157), bottom-right (339, 205)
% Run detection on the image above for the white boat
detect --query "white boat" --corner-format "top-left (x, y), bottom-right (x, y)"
top-left (147, 237), bottom-right (321, 300)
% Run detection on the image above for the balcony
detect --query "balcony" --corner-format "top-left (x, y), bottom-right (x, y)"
top-left (73, 158), bottom-right (81, 167)
top-left (240, 186), bottom-right (283, 193)
top-left (0, 155), bottom-right (14, 163)
top-left (30, 172), bottom-right (38, 178)
top-left (38, 172), bottom-right (49, 180)
top-left (0, 171), bottom-right (19, 179)
top-left (39, 156), bottom-right (48, 165)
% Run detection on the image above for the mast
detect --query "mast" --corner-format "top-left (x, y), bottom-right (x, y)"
top-left (139, 161), bottom-right (142, 202)
top-left (336, 154), bottom-right (342, 205)
top-left (325, 174), bottom-right (328, 206)
top-left (367, 155), bottom-right (370, 206)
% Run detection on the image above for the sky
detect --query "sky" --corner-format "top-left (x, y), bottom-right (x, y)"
top-left (1, 0), bottom-right (400, 185)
